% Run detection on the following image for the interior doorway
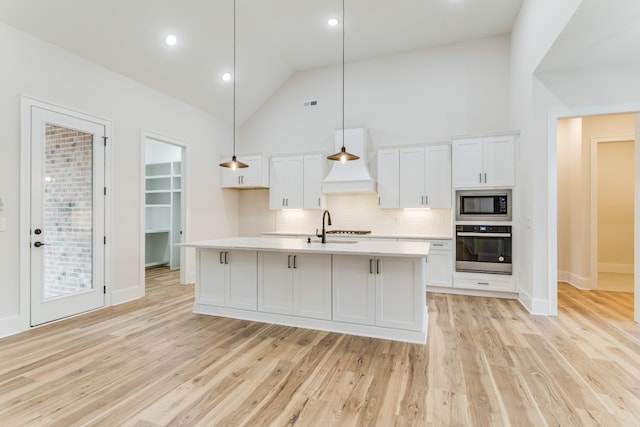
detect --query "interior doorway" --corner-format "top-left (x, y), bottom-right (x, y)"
top-left (141, 131), bottom-right (188, 287)
top-left (556, 113), bottom-right (636, 319)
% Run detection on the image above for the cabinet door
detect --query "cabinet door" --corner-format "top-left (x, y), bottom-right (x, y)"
top-left (377, 149), bottom-right (400, 208)
top-left (269, 156), bottom-right (303, 209)
top-left (399, 147), bottom-right (426, 208)
top-left (452, 138), bottom-right (483, 188)
top-left (425, 145), bottom-right (451, 208)
top-left (375, 257), bottom-right (424, 331)
top-left (258, 252), bottom-right (293, 314)
top-left (196, 249), bottom-right (226, 306)
top-left (292, 253), bottom-right (332, 319)
top-left (483, 135), bottom-right (515, 187)
top-left (426, 250), bottom-right (452, 287)
top-left (303, 154), bottom-right (325, 209)
top-left (225, 250), bottom-right (258, 310)
top-left (332, 256), bottom-right (375, 325)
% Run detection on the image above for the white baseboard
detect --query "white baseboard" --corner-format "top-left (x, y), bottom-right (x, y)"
top-left (598, 263), bottom-right (634, 274)
top-left (0, 314), bottom-right (29, 339)
top-left (557, 271), bottom-right (592, 290)
top-left (111, 285), bottom-right (144, 305)
top-left (517, 288), bottom-right (549, 315)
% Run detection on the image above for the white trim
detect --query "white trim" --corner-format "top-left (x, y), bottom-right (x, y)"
top-left (557, 271), bottom-right (591, 290)
top-left (589, 135), bottom-right (635, 290)
top-left (112, 286), bottom-right (145, 305)
top-left (140, 130), bottom-right (191, 288)
top-left (193, 303), bottom-right (428, 344)
top-left (18, 96), bottom-right (113, 334)
top-left (598, 263), bottom-right (634, 274)
top-left (517, 287), bottom-right (548, 316)
top-left (548, 102), bottom-right (640, 321)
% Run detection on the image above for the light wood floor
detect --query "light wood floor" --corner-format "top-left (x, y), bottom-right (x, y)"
top-left (0, 269), bottom-right (638, 426)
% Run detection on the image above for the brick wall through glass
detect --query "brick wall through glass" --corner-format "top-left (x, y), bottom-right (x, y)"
top-left (43, 124), bottom-right (93, 298)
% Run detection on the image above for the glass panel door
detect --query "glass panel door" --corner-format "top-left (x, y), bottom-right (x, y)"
top-left (30, 106), bottom-right (105, 326)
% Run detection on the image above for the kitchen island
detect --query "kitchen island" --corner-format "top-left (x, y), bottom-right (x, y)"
top-left (181, 237), bottom-right (429, 343)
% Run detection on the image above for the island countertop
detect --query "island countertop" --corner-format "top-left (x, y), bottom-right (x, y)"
top-left (180, 237), bottom-right (430, 257)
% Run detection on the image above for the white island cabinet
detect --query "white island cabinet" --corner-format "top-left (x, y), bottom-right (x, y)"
top-left (182, 238), bottom-right (429, 344)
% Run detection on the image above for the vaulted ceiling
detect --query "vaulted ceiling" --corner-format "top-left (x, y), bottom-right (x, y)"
top-left (0, 0), bottom-right (525, 124)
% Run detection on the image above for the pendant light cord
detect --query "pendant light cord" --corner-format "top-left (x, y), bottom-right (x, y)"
top-left (341, 0), bottom-right (345, 149)
top-left (233, 0), bottom-right (237, 156)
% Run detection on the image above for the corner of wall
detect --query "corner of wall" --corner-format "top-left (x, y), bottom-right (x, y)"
top-left (517, 287), bottom-right (549, 315)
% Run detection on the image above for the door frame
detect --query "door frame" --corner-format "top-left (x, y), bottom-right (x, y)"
top-left (139, 130), bottom-right (190, 287)
top-left (20, 96), bottom-right (113, 330)
top-left (548, 103), bottom-right (640, 322)
top-left (589, 135), bottom-right (635, 290)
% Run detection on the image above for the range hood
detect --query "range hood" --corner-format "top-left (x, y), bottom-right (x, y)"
top-left (322, 127), bottom-right (377, 193)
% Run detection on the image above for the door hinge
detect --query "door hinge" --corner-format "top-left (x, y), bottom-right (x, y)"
top-left (102, 136), bottom-right (108, 146)
top-left (104, 187), bottom-right (107, 196)
top-left (104, 236), bottom-right (107, 245)
top-left (104, 285), bottom-right (106, 294)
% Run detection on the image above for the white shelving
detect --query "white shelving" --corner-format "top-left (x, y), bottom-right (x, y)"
top-left (145, 161), bottom-right (181, 268)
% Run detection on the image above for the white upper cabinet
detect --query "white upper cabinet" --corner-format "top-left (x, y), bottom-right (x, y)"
top-left (269, 156), bottom-right (303, 209)
top-left (303, 154), bottom-right (326, 209)
top-left (398, 145), bottom-right (451, 208)
top-left (221, 154), bottom-right (270, 189)
top-left (377, 149), bottom-right (400, 208)
top-left (269, 154), bottom-right (326, 210)
top-left (452, 135), bottom-right (515, 188)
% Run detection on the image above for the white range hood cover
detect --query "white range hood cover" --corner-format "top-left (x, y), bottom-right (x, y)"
top-left (322, 127), bottom-right (376, 193)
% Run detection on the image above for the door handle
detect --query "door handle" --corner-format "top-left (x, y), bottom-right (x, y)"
top-left (369, 259), bottom-right (373, 274)
top-left (33, 241), bottom-right (46, 248)
top-left (219, 251), bottom-right (224, 264)
top-left (376, 259), bottom-right (381, 275)
top-left (288, 255), bottom-right (292, 268)
top-left (224, 252), bottom-right (229, 264)
top-left (293, 255), bottom-right (297, 269)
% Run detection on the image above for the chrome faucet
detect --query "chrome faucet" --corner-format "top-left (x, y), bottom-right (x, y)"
top-left (320, 210), bottom-right (332, 243)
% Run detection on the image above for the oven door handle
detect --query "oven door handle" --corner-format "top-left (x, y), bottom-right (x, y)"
top-left (457, 232), bottom-right (511, 238)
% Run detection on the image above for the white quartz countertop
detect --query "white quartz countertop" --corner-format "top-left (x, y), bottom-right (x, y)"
top-left (261, 231), bottom-right (452, 240)
top-left (180, 237), bottom-right (429, 257)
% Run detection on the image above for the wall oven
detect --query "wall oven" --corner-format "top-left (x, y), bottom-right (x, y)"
top-left (455, 224), bottom-right (512, 274)
top-left (456, 189), bottom-right (512, 222)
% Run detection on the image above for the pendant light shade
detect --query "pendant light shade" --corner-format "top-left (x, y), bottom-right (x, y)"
top-left (328, 0), bottom-right (359, 163)
top-left (220, 0), bottom-right (248, 170)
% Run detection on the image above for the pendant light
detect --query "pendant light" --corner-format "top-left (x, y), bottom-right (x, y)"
top-left (220, 0), bottom-right (248, 170)
top-left (327, 0), bottom-right (359, 164)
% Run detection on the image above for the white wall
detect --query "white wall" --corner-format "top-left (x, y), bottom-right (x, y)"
top-left (238, 35), bottom-right (511, 237)
top-left (0, 22), bottom-right (238, 337)
top-left (240, 35), bottom-right (511, 155)
top-left (510, 0), bottom-right (584, 314)
top-left (145, 139), bottom-right (182, 164)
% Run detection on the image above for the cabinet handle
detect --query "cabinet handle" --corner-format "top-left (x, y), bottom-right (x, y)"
top-left (286, 198), bottom-right (288, 207)
top-left (369, 259), bottom-right (373, 274)
top-left (318, 197), bottom-right (321, 207)
top-left (421, 196), bottom-right (424, 205)
top-left (484, 173), bottom-right (487, 183)
top-left (225, 252), bottom-right (229, 264)
top-left (282, 198), bottom-right (285, 207)
top-left (219, 251), bottom-right (224, 264)
top-left (376, 259), bottom-right (381, 275)
top-left (425, 195), bottom-right (428, 205)
top-left (378, 196), bottom-right (381, 206)
top-left (479, 173), bottom-right (482, 183)
top-left (477, 282), bottom-right (490, 286)
top-left (293, 255), bottom-right (298, 269)
top-left (288, 255), bottom-right (292, 269)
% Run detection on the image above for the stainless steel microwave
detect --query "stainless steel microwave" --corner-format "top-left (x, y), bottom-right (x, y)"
top-left (456, 189), bottom-right (512, 222)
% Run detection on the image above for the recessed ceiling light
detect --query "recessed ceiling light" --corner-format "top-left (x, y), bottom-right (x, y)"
top-left (222, 72), bottom-right (232, 82)
top-left (165, 34), bottom-right (177, 46)
top-left (328, 18), bottom-right (339, 27)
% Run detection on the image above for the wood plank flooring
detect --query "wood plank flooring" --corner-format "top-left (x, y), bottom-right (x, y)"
top-left (0, 269), bottom-right (638, 426)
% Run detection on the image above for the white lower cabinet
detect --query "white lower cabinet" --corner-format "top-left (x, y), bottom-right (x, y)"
top-left (258, 252), bottom-right (332, 320)
top-left (399, 239), bottom-right (453, 288)
top-left (332, 255), bottom-right (424, 331)
top-left (453, 273), bottom-right (515, 293)
top-left (197, 250), bottom-right (257, 310)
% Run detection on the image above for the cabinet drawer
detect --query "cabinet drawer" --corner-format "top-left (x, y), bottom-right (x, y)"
top-left (426, 240), bottom-right (452, 251)
top-left (453, 276), bottom-right (515, 292)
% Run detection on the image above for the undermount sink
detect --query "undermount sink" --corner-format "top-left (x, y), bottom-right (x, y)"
top-left (308, 239), bottom-right (358, 244)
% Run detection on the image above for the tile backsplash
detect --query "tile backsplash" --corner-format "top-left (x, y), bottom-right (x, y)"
top-left (238, 190), bottom-right (452, 237)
